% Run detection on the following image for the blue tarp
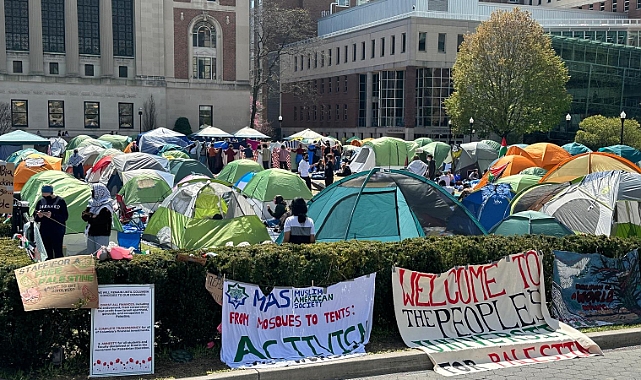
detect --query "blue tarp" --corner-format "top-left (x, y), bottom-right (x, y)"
top-left (462, 183), bottom-right (514, 231)
top-left (139, 128), bottom-right (190, 155)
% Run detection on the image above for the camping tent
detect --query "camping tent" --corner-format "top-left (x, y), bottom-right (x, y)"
top-left (522, 143), bottom-right (571, 171)
top-left (413, 137), bottom-right (433, 147)
top-left (64, 145), bottom-right (105, 172)
top-left (120, 169), bottom-right (174, 188)
top-left (234, 126), bottom-right (270, 139)
top-left (6, 148), bottom-right (40, 164)
top-left (541, 171), bottom-right (641, 237)
top-left (99, 153), bottom-right (169, 193)
top-left (457, 142), bottom-right (499, 175)
top-left (540, 152), bottom-right (641, 184)
top-left (562, 142), bottom-right (592, 156)
top-left (234, 171), bottom-right (256, 191)
top-left (162, 150), bottom-right (191, 160)
top-left (349, 137), bottom-right (415, 173)
top-left (14, 154), bottom-right (62, 192)
top-left (49, 137), bottom-right (67, 157)
top-left (0, 130), bottom-right (50, 160)
top-left (462, 184), bottom-right (513, 232)
top-left (63, 138), bottom-right (111, 163)
top-left (597, 145), bottom-right (641, 164)
top-left (305, 168), bottom-right (486, 242)
top-left (480, 140), bottom-right (501, 153)
top-left (491, 211), bottom-right (574, 237)
top-left (168, 158), bottom-right (213, 183)
top-left (143, 181), bottom-right (270, 249)
top-left (509, 182), bottom-right (573, 215)
top-left (519, 167), bottom-right (547, 176)
top-left (174, 174), bottom-right (211, 190)
top-left (139, 127), bottom-right (190, 155)
top-left (118, 174), bottom-right (172, 213)
top-left (241, 168), bottom-right (313, 219)
top-left (475, 155), bottom-right (538, 189)
top-left (216, 159), bottom-right (263, 185)
top-left (420, 142), bottom-right (452, 169)
top-left (98, 134), bottom-right (131, 151)
top-left (496, 174), bottom-right (541, 194)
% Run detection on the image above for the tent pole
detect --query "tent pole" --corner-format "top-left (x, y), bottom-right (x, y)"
top-left (343, 168), bottom-right (378, 240)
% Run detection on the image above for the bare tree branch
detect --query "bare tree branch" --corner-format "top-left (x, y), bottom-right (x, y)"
top-left (0, 103), bottom-right (11, 134)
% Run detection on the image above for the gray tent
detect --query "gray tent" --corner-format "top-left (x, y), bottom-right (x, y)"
top-left (456, 142), bottom-right (498, 174)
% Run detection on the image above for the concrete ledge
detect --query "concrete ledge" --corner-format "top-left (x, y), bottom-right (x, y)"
top-left (586, 327), bottom-right (641, 350)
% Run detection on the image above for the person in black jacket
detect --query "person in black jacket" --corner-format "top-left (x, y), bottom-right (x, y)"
top-left (33, 184), bottom-right (68, 259)
top-left (266, 195), bottom-right (287, 228)
top-left (82, 183), bottom-right (113, 255)
top-left (324, 154), bottom-right (335, 187)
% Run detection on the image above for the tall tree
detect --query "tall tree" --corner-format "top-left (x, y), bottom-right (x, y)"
top-left (250, 2), bottom-right (315, 131)
top-left (142, 95), bottom-right (157, 131)
top-left (575, 115), bottom-right (641, 151)
top-left (444, 8), bottom-right (571, 139)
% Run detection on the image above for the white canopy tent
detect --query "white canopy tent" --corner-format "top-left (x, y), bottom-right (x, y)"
top-left (233, 126), bottom-right (270, 139)
top-left (195, 126), bottom-right (233, 138)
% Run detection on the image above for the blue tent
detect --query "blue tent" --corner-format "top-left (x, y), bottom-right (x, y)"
top-left (562, 142), bottom-right (592, 156)
top-left (598, 145), bottom-right (641, 164)
top-left (462, 183), bottom-right (514, 231)
top-left (139, 127), bottom-right (190, 155)
top-left (300, 168), bottom-right (486, 243)
top-left (234, 171), bottom-right (256, 191)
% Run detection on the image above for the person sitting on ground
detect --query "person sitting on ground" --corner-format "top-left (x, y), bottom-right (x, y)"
top-left (438, 179), bottom-right (455, 195)
top-left (266, 195), bottom-right (287, 227)
top-left (336, 162), bottom-right (352, 177)
top-left (458, 183), bottom-right (473, 201)
top-left (282, 198), bottom-right (315, 244)
top-left (468, 169), bottom-right (479, 181)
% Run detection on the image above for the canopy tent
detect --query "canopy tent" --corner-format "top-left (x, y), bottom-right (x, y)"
top-left (462, 184), bottom-right (514, 232)
top-left (456, 142), bottom-right (499, 175)
top-left (480, 140), bottom-right (501, 153)
top-left (541, 171), bottom-right (641, 237)
top-left (162, 150), bottom-right (191, 160)
top-left (139, 127), bottom-right (190, 155)
top-left (562, 142), bottom-right (592, 156)
top-left (475, 155), bottom-right (538, 189)
top-left (14, 154), bottom-right (62, 192)
top-left (597, 145), bottom-right (641, 164)
top-left (6, 148), bottom-right (40, 164)
top-left (194, 126), bottom-right (233, 139)
top-left (540, 152), bottom-right (641, 184)
top-left (216, 159), bottom-right (263, 185)
top-left (349, 137), bottom-right (415, 173)
top-left (419, 142), bottom-right (452, 169)
top-left (0, 130), bottom-right (50, 145)
top-left (496, 174), bottom-right (542, 194)
top-left (509, 182), bottom-right (574, 215)
top-left (98, 134), bottom-right (131, 151)
top-left (143, 181), bottom-right (269, 249)
top-left (304, 168), bottom-right (485, 242)
top-left (490, 211), bottom-right (574, 237)
top-left (233, 126), bottom-right (270, 139)
top-left (168, 158), bottom-right (213, 183)
top-left (286, 128), bottom-right (325, 141)
top-left (519, 167), bottom-right (547, 176)
top-left (241, 168), bottom-right (313, 220)
top-left (118, 174), bottom-right (172, 213)
top-left (49, 137), bottom-right (67, 157)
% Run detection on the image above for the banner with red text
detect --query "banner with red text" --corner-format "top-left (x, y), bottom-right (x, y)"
top-left (392, 250), bottom-right (602, 376)
top-left (221, 274), bottom-right (376, 368)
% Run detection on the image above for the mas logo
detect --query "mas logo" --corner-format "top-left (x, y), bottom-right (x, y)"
top-left (226, 283), bottom-right (249, 309)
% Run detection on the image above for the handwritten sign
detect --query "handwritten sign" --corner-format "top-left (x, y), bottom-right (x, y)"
top-left (392, 251), bottom-right (602, 376)
top-left (0, 161), bottom-right (14, 213)
top-left (205, 273), bottom-right (224, 306)
top-left (14, 255), bottom-right (99, 311)
top-left (221, 274), bottom-right (376, 368)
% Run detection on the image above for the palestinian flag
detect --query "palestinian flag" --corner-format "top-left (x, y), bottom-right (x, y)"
top-left (488, 162), bottom-right (508, 183)
top-left (498, 137), bottom-right (508, 158)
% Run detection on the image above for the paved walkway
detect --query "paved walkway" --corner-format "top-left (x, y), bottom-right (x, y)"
top-left (349, 346), bottom-right (641, 380)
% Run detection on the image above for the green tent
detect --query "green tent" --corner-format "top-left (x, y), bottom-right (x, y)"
top-left (158, 144), bottom-right (189, 154)
top-left (168, 158), bottom-right (213, 183)
top-left (118, 174), bottom-right (172, 212)
top-left (64, 138), bottom-right (111, 163)
top-left (98, 134), bottom-right (132, 151)
top-left (496, 174), bottom-right (542, 193)
top-left (162, 150), bottom-right (191, 160)
top-left (481, 140), bottom-right (501, 153)
top-left (413, 137), bottom-right (433, 147)
top-left (66, 135), bottom-right (93, 150)
top-left (143, 181), bottom-right (270, 249)
top-left (216, 159), bottom-right (263, 185)
top-left (242, 168), bottom-right (313, 202)
top-left (21, 171), bottom-right (91, 235)
top-left (421, 141), bottom-right (452, 168)
top-left (345, 136), bottom-right (360, 143)
top-left (350, 137), bottom-right (416, 173)
top-left (7, 148), bottom-right (40, 164)
top-left (491, 210), bottom-right (574, 237)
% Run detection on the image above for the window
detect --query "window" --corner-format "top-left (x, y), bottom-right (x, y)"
top-left (638, 0), bottom-right (641, 9)
top-left (335, 76), bottom-right (340, 93)
top-left (320, 105), bottom-right (324, 121)
top-left (307, 54), bottom-right (310, 69)
top-left (343, 104), bottom-right (348, 120)
top-left (118, 65), bottom-right (128, 78)
top-left (380, 38), bottom-right (385, 57)
top-left (336, 104), bottom-right (340, 120)
top-left (84, 101), bottom-right (100, 128)
top-left (300, 55), bottom-right (303, 71)
top-left (418, 32), bottom-right (427, 52)
top-left (11, 100), bottom-right (27, 127)
top-left (336, 47), bottom-right (340, 65)
top-left (48, 101), bottom-right (64, 128)
top-left (49, 62), bottom-right (59, 75)
top-left (294, 56), bottom-right (298, 71)
top-left (612, 0), bottom-right (617, 11)
top-left (113, 0), bottom-right (134, 57)
top-left (391, 35), bottom-right (396, 55)
top-left (78, 0), bottom-right (100, 55)
top-left (600, 2), bottom-right (605, 10)
top-left (12, 61), bottom-right (22, 74)
top-left (328, 49), bottom-right (332, 66)
top-left (85, 64), bottom-right (94, 76)
top-left (344, 46), bottom-right (348, 63)
top-left (192, 21), bottom-right (217, 80)
top-left (415, 68), bottom-right (452, 128)
top-left (361, 41), bottom-right (365, 60)
top-left (328, 77), bottom-right (331, 93)
top-left (344, 75), bottom-right (348, 93)
top-left (294, 107), bottom-right (297, 121)
top-left (313, 105), bottom-right (317, 121)
top-left (5, 0), bottom-right (29, 51)
top-left (313, 52), bottom-right (317, 68)
top-left (299, 106), bottom-right (303, 121)
top-left (327, 104), bottom-right (331, 120)
top-left (438, 33), bottom-right (446, 53)
top-left (118, 102), bottom-right (133, 128)
top-left (371, 39), bottom-right (375, 58)
top-left (199, 105), bottom-right (213, 126)
top-left (306, 107), bottom-right (310, 121)
top-left (457, 34), bottom-right (464, 52)
top-left (320, 78), bottom-right (324, 94)
top-left (352, 43), bottom-right (357, 62)
top-left (42, 0), bottom-right (65, 53)
top-left (401, 33), bottom-right (407, 53)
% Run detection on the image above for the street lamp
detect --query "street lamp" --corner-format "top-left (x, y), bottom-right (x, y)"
top-left (469, 117), bottom-right (474, 143)
top-left (620, 110), bottom-right (626, 145)
top-left (447, 119), bottom-right (452, 145)
top-left (565, 113), bottom-right (571, 134)
top-left (278, 115), bottom-right (283, 140)
top-left (138, 107), bottom-right (143, 135)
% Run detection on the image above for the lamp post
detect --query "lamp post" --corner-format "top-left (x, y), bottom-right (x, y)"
top-left (565, 113), bottom-right (571, 134)
top-left (620, 110), bottom-right (626, 145)
top-left (469, 117), bottom-right (474, 143)
top-left (278, 115), bottom-right (283, 140)
top-left (448, 119), bottom-right (453, 146)
top-left (138, 107), bottom-right (143, 135)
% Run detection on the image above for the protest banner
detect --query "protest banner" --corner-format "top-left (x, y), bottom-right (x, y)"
top-left (553, 250), bottom-right (641, 328)
top-left (392, 250), bottom-right (602, 376)
top-left (205, 272), bottom-right (224, 306)
top-left (221, 273), bottom-right (376, 368)
top-left (90, 284), bottom-right (155, 377)
top-left (14, 255), bottom-right (99, 311)
top-left (0, 160), bottom-right (14, 213)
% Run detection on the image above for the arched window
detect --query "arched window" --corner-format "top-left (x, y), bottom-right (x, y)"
top-left (191, 21), bottom-right (218, 80)
top-left (192, 22), bottom-right (216, 48)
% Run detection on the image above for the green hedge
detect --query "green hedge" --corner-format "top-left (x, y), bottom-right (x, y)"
top-left (1, 235), bottom-right (639, 369)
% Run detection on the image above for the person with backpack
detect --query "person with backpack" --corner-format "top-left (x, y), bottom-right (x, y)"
top-left (282, 198), bottom-right (315, 244)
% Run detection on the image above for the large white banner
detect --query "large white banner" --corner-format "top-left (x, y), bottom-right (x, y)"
top-left (90, 285), bottom-right (155, 377)
top-left (221, 274), bottom-right (376, 368)
top-left (392, 250), bottom-right (602, 376)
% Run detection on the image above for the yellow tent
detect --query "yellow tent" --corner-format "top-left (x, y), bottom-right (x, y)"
top-left (540, 152), bottom-right (641, 184)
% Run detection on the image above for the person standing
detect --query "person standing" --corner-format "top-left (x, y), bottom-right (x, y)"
top-left (261, 144), bottom-right (271, 169)
top-left (278, 145), bottom-right (290, 170)
top-left (213, 147), bottom-right (224, 174)
top-left (130, 141), bottom-right (139, 152)
top-left (68, 149), bottom-right (84, 180)
top-left (426, 154), bottom-right (436, 180)
top-left (324, 153), bottom-right (335, 187)
top-left (282, 198), bottom-right (315, 244)
top-left (308, 141), bottom-right (317, 164)
top-left (207, 142), bottom-right (217, 172)
top-left (225, 144), bottom-right (236, 165)
top-left (33, 185), bottom-right (68, 259)
top-left (298, 154), bottom-right (312, 190)
top-left (295, 144), bottom-right (305, 167)
top-left (243, 145), bottom-right (254, 161)
top-left (81, 183), bottom-right (113, 255)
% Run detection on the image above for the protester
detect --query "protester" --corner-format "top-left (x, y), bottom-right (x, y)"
top-left (438, 179), bottom-right (455, 195)
top-left (295, 144), bottom-right (305, 167)
top-left (81, 183), bottom-right (113, 255)
top-left (439, 171), bottom-right (453, 186)
top-left (426, 154), bottom-right (436, 180)
top-left (308, 141), bottom-right (317, 164)
top-left (33, 184), bottom-right (68, 259)
top-left (298, 153), bottom-right (311, 190)
top-left (213, 147), bottom-right (224, 174)
top-left (282, 198), bottom-right (315, 244)
top-left (336, 162), bottom-right (352, 177)
top-left (207, 142), bottom-right (217, 172)
top-left (323, 141), bottom-right (332, 158)
top-left (130, 141), bottom-right (139, 152)
top-left (68, 149), bottom-right (85, 180)
top-left (243, 145), bottom-right (254, 160)
top-left (407, 155), bottom-right (428, 177)
top-left (266, 195), bottom-right (287, 228)
top-left (261, 144), bottom-right (271, 169)
top-left (225, 144), bottom-right (236, 165)
top-left (279, 145), bottom-right (289, 170)
top-left (468, 169), bottom-right (479, 181)
top-left (324, 153), bottom-right (335, 187)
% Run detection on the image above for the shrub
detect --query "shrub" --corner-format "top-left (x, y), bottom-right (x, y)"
top-left (0, 235), bottom-right (639, 369)
top-left (173, 117), bottom-right (193, 136)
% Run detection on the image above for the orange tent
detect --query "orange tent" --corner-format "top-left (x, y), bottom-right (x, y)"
top-left (505, 145), bottom-right (534, 161)
top-left (474, 155), bottom-right (538, 189)
top-left (14, 154), bottom-right (62, 192)
top-left (522, 143), bottom-right (571, 171)
top-left (540, 152), bottom-right (641, 184)
top-left (124, 142), bottom-right (134, 153)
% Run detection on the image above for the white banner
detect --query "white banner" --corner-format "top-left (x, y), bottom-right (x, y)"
top-left (221, 274), bottom-right (376, 368)
top-left (392, 250), bottom-right (602, 376)
top-left (90, 285), bottom-right (155, 377)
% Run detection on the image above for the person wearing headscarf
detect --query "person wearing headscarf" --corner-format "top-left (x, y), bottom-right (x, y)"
top-left (82, 183), bottom-right (114, 255)
top-left (34, 184), bottom-right (69, 259)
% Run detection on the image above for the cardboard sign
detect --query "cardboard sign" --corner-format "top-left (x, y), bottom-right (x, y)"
top-left (392, 250), bottom-right (602, 376)
top-left (0, 161), bottom-right (14, 213)
top-left (14, 255), bottom-right (99, 311)
top-left (205, 272), bottom-right (224, 306)
top-left (221, 274), bottom-right (376, 368)
top-left (90, 284), bottom-right (155, 377)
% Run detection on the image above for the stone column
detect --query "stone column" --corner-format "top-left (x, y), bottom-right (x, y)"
top-left (99, 0), bottom-right (113, 77)
top-left (365, 71), bottom-right (373, 128)
top-left (65, 0), bottom-right (79, 76)
top-left (28, 0), bottom-right (44, 74)
top-left (0, 1), bottom-right (7, 74)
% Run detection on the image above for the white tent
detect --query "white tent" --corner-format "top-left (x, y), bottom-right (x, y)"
top-left (285, 128), bottom-right (325, 140)
top-left (233, 126), bottom-right (270, 139)
top-left (195, 126), bottom-right (233, 138)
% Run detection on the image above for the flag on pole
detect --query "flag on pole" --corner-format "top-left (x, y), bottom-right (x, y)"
top-left (488, 162), bottom-right (508, 183)
top-left (498, 137), bottom-right (508, 158)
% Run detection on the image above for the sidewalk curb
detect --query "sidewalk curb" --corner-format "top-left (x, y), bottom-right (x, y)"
top-left (186, 327), bottom-right (641, 380)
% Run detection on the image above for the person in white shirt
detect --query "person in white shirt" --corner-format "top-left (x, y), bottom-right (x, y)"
top-left (407, 155), bottom-right (428, 177)
top-left (438, 171), bottom-right (453, 186)
top-left (297, 154), bottom-right (311, 190)
top-left (283, 198), bottom-right (316, 244)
